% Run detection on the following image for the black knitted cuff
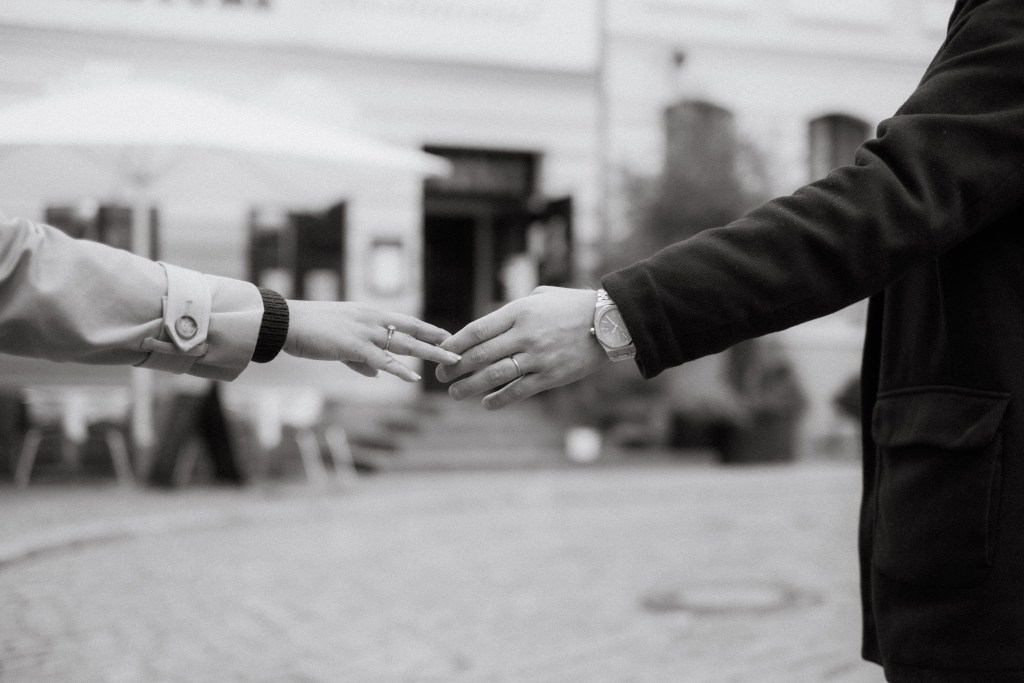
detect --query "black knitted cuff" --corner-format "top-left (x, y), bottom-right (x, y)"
top-left (252, 288), bottom-right (290, 364)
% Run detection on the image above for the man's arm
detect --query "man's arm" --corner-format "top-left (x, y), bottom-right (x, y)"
top-left (606, 0), bottom-right (1024, 378)
top-left (438, 0), bottom-right (1024, 407)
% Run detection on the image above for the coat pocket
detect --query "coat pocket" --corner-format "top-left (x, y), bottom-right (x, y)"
top-left (872, 386), bottom-right (1010, 588)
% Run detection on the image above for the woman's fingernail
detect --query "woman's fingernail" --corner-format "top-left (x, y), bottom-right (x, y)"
top-left (447, 352), bottom-right (462, 362)
top-left (412, 373), bottom-right (422, 381)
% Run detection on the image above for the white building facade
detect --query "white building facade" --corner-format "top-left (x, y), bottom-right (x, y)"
top-left (0, 0), bottom-right (954, 449)
top-left (0, 0), bottom-right (600, 402)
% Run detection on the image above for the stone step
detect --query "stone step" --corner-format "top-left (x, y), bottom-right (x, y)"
top-left (364, 447), bottom-right (570, 472)
top-left (402, 398), bottom-right (564, 450)
top-left (332, 395), bottom-right (571, 470)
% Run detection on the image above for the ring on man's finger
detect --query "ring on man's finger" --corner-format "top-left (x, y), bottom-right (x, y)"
top-left (509, 355), bottom-right (524, 379)
top-left (385, 325), bottom-right (397, 352)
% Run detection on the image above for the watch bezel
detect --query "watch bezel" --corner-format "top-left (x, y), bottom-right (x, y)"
top-left (594, 306), bottom-right (633, 349)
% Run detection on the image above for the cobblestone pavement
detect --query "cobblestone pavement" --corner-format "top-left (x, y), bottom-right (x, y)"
top-left (0, 465), bottom-right (884, 683)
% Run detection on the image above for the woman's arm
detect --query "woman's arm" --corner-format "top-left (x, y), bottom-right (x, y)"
top-left (0, 213), bottom-right (458, 381)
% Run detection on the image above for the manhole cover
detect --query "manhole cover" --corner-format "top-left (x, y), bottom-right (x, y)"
top-left (641, 582), bottom-right (817, 615)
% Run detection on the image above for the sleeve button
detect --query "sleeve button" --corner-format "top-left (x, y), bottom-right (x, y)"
top-left (175, 315), bottom-right (198, 340)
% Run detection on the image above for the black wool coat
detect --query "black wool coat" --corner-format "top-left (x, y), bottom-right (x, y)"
top-left (603, 1), bottom-right (1024, 680)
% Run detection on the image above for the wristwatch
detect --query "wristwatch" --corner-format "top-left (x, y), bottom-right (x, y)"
top-left (591, 288), bottom-right (636, 362)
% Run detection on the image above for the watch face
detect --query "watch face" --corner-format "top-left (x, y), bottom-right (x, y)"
top-left (596, 308), bottom-right (632, 349)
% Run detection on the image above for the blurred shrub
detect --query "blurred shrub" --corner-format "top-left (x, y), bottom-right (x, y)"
top-left (568, 98), bottom-right (806, 460)
top-left (608, 99), bottom-right (770, 268)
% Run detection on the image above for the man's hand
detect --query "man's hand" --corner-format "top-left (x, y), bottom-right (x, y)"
top-left (284, 300), bottom-right (461, 382)
top-left (436, 286), bottom-right (609, 410)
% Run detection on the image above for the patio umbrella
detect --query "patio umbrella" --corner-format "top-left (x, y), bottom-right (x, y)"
top-left (0, 79), bottom-right (446, 174)
top-left (0, 79), bottom-right (449, 452)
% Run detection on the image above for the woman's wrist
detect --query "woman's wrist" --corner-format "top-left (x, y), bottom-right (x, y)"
top-left (251, 288), bottom-right (289, 363)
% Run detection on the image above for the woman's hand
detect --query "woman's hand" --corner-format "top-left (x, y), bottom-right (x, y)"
top-left (283, 300), bottom-right (461, 382)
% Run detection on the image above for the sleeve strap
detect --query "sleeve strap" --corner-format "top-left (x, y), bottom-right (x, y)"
top-left (251, 288), bottom-right (290, 364)
top-left (135, 263), bottom-right (213, 375)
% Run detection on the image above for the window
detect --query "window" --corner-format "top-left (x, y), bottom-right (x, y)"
top-left (248, 203), bottom-right (345, 301)
top-left (664, 100), bottom-right (737, 186)
top-left (808, 114), bottom-right (873, 329)
top-left (653, 99), bottom-right (746, 243)
top-left (808, 114), bottom-right (870, 181)
top-left (44, 200), bottom-right (158, 259)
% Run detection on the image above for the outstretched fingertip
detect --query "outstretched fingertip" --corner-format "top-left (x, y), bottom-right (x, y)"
top-left (391, 370), bottom-right (419, 383)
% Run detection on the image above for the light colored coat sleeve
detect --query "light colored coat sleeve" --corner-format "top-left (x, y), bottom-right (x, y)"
top-left (0, 213), bottom-right (264, 381)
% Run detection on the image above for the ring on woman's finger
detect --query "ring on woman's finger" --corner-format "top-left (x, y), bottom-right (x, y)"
top-left (508, 355), bottom-right (524, 379)
top-left (385, 325), bottom-right (397, 352)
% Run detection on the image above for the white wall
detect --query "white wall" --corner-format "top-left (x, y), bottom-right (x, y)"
top-left (0, 0), bottom-right (600, 72)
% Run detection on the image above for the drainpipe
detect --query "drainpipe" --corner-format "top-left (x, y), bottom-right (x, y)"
top-left (594, 0), bottom-right (611, 284)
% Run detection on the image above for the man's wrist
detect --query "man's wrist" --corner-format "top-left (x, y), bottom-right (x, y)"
top-left (592, 288), bottom-right (637, 362)
top-left (595, 288), bottom-right (615, 308)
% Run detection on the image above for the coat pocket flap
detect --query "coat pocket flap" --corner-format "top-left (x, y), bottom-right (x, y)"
top-left (872, 387), bottom-right (1010, 450)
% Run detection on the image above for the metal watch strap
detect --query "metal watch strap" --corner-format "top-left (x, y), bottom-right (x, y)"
top-left (593, 288), bottom-right (636, 361)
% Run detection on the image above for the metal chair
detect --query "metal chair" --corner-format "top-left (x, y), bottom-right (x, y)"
top-left (221, 387), bottom-right (356, 487)
top-left (15, 386), bottom-right (134, 489)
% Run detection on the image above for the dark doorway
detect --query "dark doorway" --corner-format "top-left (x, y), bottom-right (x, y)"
top-left (422, 214), bottom-right (476, 392)
top-left (424, 215), bottom-right (477, 335)
top-left (420, 147), bottom-right (574, 393)
top-left (45, 202), bottom-right (158, 259)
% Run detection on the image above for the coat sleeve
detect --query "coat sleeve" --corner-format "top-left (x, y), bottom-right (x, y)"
top-left (602, 0), bottom-right (1024, 379)
top-left (0, 213), bottom-right (264, 381)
